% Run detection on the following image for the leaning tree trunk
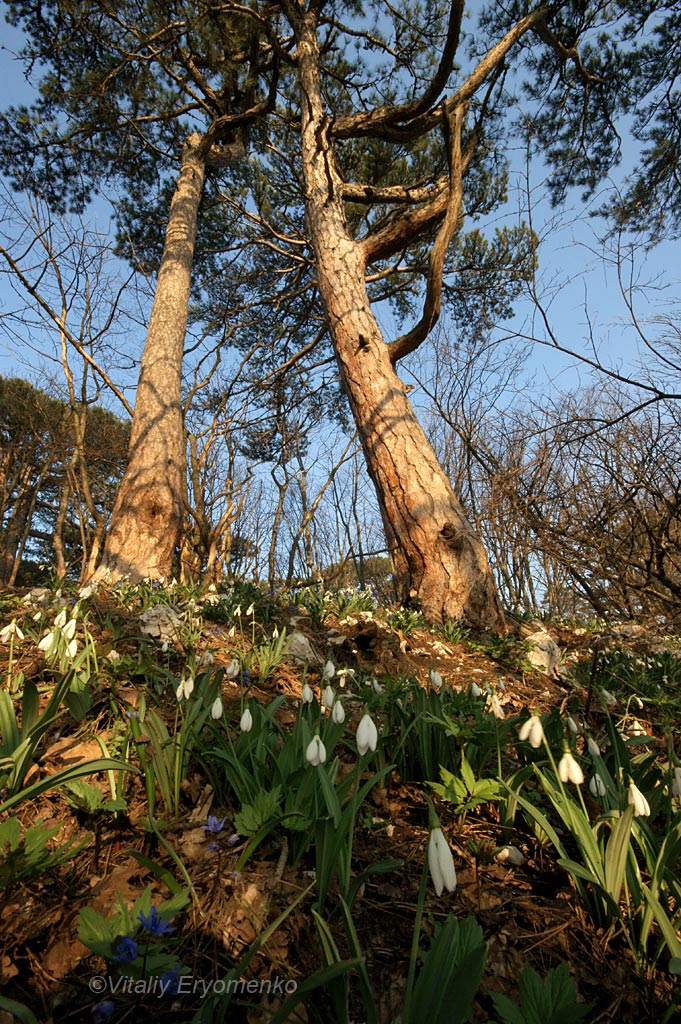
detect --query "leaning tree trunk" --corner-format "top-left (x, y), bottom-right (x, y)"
top-left (94, 134), bottom-right (207, 582)
top-left (293, 12), bottom-right (503, 629)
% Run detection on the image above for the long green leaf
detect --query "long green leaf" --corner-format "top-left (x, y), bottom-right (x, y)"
top-left (0, 758), bottom-right (136, 814)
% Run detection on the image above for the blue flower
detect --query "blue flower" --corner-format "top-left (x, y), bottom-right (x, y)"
top-left (112, 935), bottom-right (139, 963)
top-left (138, 906), bottom-right (175, 936)
top-left (92, 999), bottom-right (115, 1023)
top-left (203, 815), bottom-right (227, 834)
top-left (159, 966), bottom-right (184, 995)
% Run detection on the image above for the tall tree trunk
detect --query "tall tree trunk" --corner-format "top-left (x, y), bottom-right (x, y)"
top-left (94, 134), bottom-right (206, 581)
top-left (292, 11), bottom-right (503, 629)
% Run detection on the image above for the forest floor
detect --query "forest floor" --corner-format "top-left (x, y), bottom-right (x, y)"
top-left (0, 581), bottom-right (680, 1024)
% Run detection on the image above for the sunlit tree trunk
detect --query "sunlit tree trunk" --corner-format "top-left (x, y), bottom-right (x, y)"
top-left (292, 10), bottom-right (503, 628)
top-left (94, 134), bottom-right (206, 581)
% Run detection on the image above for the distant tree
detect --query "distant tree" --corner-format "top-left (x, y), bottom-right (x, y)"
top-left (0, 376), bottom-right (129, 582)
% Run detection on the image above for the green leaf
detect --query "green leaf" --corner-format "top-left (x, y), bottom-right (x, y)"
top-left (409, 915), bottom-right (487, 1024)
top-left (234, 786), bottom-right (282, 836)
top-left (492, 962), bottom-right (591, 1024)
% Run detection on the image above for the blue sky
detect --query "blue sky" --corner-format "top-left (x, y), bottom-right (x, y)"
top-left (1, 10), bottom-right (678, 412)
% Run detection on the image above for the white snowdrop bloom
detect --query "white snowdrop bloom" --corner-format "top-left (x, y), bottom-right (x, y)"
top-left (558, 751), bottom-right (584, 785)
top-left (600, 688), bottom-right (617, 706)
top-left (63, 618), bottom-right (77, 641)
top-left (323, 685), bottom-right (335, 709)
top-left (176, 676), bottom-right (195, 701)
top-left (38, 630), bottom-right (55, 653)
top-left (305, 734), bottom-right (326, 766)
top-left (240, 708), bottom-right (253, 732)
top-left (487, 693), bottom-right (505, 720)
top-left (567, 716), bottom-right (580, 735)
top-left (301, 683), bottom-right (314, 704)
top-left (225, 659), bottom-right (240, 679)
top-left (356, 713), bottom-right (378, 755)
top-left (428, 827), bottom-right (457, 896)
top-left (211, 697), bottom-right (224, 720)
top-left (587, 736), bottom-right (601, 758)
top-left (54, 608), bottom-right (68, 629)
top-left (589, 774), bottom-right (606, 797)
top-left (429, 669), bottom-right (443, 691)
top-left (518, 715), bottom-right (544, 749)
top-left (469, 682), bottom-right (483, 698)
top-left (322, 660), bottom-right (335, 682)
top-left (628, 782), bottom-right (650, 817)
top-left (0, 621), bottom-right (24, 643)
top-left (332, 701), bottom-right (345, 725)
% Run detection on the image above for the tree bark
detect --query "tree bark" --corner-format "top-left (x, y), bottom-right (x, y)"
top-left (291, 10), bottom-right (504, 629)
top-left (94, 134), bottom-right (207, 582)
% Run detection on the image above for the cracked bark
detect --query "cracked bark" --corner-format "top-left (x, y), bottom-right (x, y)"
top-left (292, 10), bottom-right (504, 628)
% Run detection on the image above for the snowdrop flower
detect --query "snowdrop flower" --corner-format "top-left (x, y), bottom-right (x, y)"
top-left (54, 608), bottom-right (68, 629)
top-left (225, 659), bottom-right (240, 679)
top-left (332, 701), bottom-right (345, 725)
top-left (600, 688), bottom-right (617, 706)
top-left (567, 716), bottom-right (580, 735)
top-left (176, 676), bottom-right (195, 701)
top-left (429, 669), bottom-right (443, 691)
top-left (199, 649), bottom-right (214, 667)
top-left (323, 685), bottom-right (335, 709)
top-left (78, 583), bottom-right (96, 600)
top-left (558, 750), bottom-right (584, 785)
top-left (38, 630), bottom-right (56, 653)
top-left (0, 620), bottom-right (24, 643)
top-left (272, 626), bottom-right (279, 639)
top-left (487, 693), bottom-right (505, 720)
top-left (336, 667), bottom-right (355, 688)
top-left (671, 766), bottom-right (681, 798)
top-left (322, 660), bottom-right (335, 682)
top-left (66, 636), bottom-right (78, 659)
top-left (233, 605), bottom-right (242, 618)
top-left (469, 682), bottom-right (483, 698)
top-left (428, 827), bottom-right (457, 896)
top-left (628, 781), bottom-right (650, 817)
top-left (587, 736), bottom-right (601, 758)
top-left (301, 682), bottom-right (314, 704)
top-left (161, 641), bottom-right (169, 653)
top-left (211, 697), bottom-right (224, 720)
top-left (371, 677), bottom-right (383, 694)
top-left (497, 678), bottom-right (506, 692)
top-left (305, 734), bottom-right (326, 766)
top-left (356, 713), bottom-right (378, 756)
top-left (518, 715), bottom-right (544, 749)
top-left (630, 718), bottom-right (646, 738)
top-left (63, 618), bottom-right (77, 641)
top-left (240, 708), bottom-right (253, 732)
top-left (245, 603), bottom-right (255, 617)
top-left (589, 774), bottom-right (606, 797)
